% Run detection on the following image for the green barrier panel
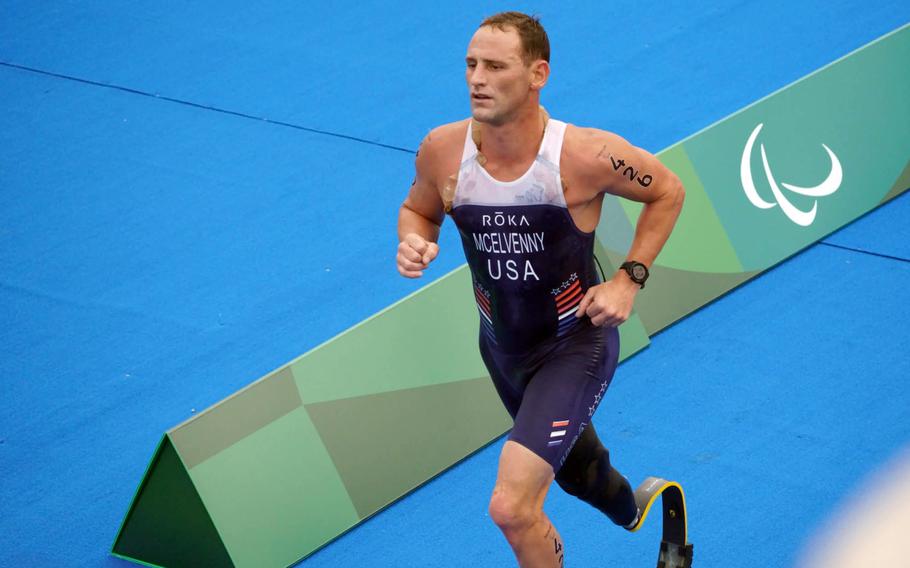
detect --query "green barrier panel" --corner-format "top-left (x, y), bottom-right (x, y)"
top-left (606, 23), bottom-right (910, 334)
top-left (113, 24), bottom-right (909, 568)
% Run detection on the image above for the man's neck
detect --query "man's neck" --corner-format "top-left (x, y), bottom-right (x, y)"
top-left (474, 105), bottom-right (547, 165)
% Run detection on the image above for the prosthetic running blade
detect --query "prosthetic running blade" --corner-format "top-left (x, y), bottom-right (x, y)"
top-left (628, 476), bottom-right (693, 568)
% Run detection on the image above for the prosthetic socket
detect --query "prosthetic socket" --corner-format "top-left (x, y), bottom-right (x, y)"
top-left (555, 424), bottom-right (638, 527)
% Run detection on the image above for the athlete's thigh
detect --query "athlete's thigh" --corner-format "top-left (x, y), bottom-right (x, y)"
top-left (509, 324), bottom-right (620, 471)
top-left (493, 439), bottom-right (555, 512)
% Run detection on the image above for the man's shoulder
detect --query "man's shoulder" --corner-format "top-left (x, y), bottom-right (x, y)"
top-left (422, 118), bottom-right (471, 152)
top-left (417, 119), bottom-right (471, 176)
top-left (563, 123), bottom-right (625, 153)
top-left (561, 123), bottom-right (627, 174)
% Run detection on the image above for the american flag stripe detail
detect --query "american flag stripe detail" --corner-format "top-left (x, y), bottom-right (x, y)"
top-left (555, 281), bottom-right (581, 302)
top-left (548, 440), bottom-right (563, 447)
top-left (557, 301), bottom-right (582, 318)
top-left (557, 307), bottom-right (580, 321)
top-left (560, 308), bottom-right (580, 319)
top-left (550, 430), bottom-right (567, 438)
top-left (557, 320), bottom-right (579, 337)
top-left (556, 288), bottom-right (583, 310)
top-left (552, 420), bottom-right (570, 427)
top-left (477, 307), bottom-right (493, 325)
top-left (474, 289), bottom-right (491, 309)
top-left (560, 314), bottom-right (579, 324)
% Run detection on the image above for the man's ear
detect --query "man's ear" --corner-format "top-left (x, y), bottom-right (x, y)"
top-left (530, 59), bottom-right (550, 91)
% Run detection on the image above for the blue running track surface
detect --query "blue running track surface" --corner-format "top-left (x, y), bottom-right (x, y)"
top-left (1, 2), bottom-right (908, 566)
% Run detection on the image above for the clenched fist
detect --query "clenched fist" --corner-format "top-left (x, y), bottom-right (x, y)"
top-left (397, 233), bottom-right (440, 278)
top-left (575, 275), bottom-right (640, 327)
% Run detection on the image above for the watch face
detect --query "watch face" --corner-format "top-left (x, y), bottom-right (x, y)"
top-left (631, 264), bottom-right (647, 280)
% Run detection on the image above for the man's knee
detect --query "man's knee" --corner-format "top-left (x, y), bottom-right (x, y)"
top-left (555, 425), bottom-right (637, 526)
top-left (488, 485), bottom-right (540, 534)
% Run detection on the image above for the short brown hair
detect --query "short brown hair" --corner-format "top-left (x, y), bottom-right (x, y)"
top-left (480, 11), bottom-right (550, 64)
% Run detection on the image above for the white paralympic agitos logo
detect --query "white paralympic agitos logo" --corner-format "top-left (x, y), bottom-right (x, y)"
top-left (740, 123), bottom-right (843, 227)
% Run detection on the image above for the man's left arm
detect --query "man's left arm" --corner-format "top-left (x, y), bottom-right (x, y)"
top-left (576, 129), bottom-right (685, 326)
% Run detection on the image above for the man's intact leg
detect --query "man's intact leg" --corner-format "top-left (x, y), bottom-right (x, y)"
top-left (489, 441), bottom-right (565, 568)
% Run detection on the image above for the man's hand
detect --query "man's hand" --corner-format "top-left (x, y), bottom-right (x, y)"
top-left (575, 273), bottom-right (640, 327)
top-left (397, 233), bottom-right (440, 278)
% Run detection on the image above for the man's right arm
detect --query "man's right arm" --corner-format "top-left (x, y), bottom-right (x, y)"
top-left (397, 131), bottom-right (446, 278)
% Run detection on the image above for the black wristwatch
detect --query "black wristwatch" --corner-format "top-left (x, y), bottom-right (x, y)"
top-left (620, 261), bottom-right (649, 289)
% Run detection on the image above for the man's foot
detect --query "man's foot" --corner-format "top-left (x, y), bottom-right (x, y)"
top-left (626, 477), bottom-right (693, 568)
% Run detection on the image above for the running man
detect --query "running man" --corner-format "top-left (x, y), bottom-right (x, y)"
top-left (397, 12), bottom-right (686, 568)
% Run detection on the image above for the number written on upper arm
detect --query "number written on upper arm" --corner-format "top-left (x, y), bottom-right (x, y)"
top-left (596, 144), bottom-right (653, 188)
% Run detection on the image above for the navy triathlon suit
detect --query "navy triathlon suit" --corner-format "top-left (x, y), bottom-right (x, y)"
top-left (448, 116), bottom-right (620, 471)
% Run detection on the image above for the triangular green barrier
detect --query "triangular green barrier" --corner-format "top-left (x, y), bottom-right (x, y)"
top-left (114, 23), bottom-right (909, 567)
top-left (112, 437), bottom-right (233, 567)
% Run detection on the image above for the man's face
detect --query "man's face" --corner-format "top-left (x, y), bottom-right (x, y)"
top-left (465, 26), bottom-right (537, 125)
